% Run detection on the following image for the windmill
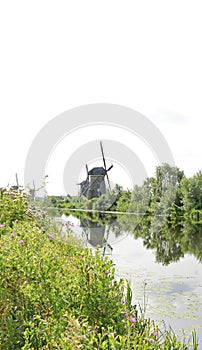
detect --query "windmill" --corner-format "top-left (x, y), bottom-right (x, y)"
top-left (79, 141), bottom-right (113, 199)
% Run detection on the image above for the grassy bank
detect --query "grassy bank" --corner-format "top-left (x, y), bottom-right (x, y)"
top-left (0, 188), bottom-right (199, 349)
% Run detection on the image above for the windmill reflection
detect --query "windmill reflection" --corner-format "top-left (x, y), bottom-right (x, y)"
top-left (81, 218), bottom-right (113, 255)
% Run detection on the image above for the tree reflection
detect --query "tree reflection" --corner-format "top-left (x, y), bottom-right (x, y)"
top-left (115, 215), bottom-right (202, 265)
top-left (78, 211), bottom-right (202, 265)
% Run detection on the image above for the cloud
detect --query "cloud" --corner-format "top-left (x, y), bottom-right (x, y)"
top-left (149, 110), bottom-right (189, 125)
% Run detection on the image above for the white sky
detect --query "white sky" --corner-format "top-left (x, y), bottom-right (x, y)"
top-left (0, 1), bottom-right (201, 194)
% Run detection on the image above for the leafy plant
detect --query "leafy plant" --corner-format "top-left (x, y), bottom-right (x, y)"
top-left (0, 188), bottom-right (199, 349)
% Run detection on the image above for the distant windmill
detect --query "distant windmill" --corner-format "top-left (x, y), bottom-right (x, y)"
top-left (78, 141), bottom-right (113, 199)
top-left (78, 164), bottom-right (89, 197)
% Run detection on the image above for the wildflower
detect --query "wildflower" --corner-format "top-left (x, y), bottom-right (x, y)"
top-left (0, 223), bottom-right (5, 228)
top-left (124, 313), bottom-right (128, 318)
top-left (66, 221), bottom-right (71, 226)
top-left (121, 299), bottom-right (126, 305)
top-left (153, 331), bottom-right (158, 337)
top-left (48, 234), bottom-right (54, 239)
top-left (19, 240), bottom-right (24, 244)
top-left (129, 315), bottom-right (136, 323)
top-left (12, 232), bottom-right (17, 237)
top-left (104, 270), bottom-right (109, 275)
top-left (149, 339), bottom-right (155, 343)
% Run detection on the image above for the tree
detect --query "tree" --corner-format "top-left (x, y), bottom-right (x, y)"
top-left (181, 171), bottom-right (202, 220)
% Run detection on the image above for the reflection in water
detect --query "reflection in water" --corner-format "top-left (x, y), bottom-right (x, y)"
top-left (80, 218), bottom-right (113, 255)
top-left (76, 211), bottom-right (202, 265)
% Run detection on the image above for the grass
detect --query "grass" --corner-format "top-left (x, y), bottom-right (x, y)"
top-left (0, 188), bottom-right (199, 349)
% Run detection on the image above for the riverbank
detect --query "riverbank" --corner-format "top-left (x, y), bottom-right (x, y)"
top-left (0, 188), bottom-right (199, 349)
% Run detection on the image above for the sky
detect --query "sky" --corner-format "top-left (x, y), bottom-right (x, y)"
top-left (0, 1), bottom-right (201, 195)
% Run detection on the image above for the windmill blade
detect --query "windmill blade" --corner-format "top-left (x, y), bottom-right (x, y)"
top-left (100, 141), bottom-right (107, 172)
top-left (82, 175), bottom-right (101, 197)
top-left (106, 173), bottom-right (111, 191)
top-left (100, 141), bottom-right (113, 191)
top-left (86, 164), bottom-right (89, 180)
top-left (107, 164), bottom-right (113, 172)
top-left (15, 173), bottom-right (19, 188)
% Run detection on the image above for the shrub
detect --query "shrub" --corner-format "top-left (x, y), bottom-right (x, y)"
top-left (0, 188), bottom-right (199, 349)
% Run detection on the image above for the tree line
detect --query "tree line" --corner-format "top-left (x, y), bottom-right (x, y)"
top-left (49, 163), bottom-right (202, 223)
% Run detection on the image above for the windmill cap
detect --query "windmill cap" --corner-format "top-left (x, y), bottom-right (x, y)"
top-left (88, 167), bottom-right (106, 175)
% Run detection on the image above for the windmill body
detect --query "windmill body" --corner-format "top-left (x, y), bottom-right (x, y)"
top-left (87, 167), bottom-right (106, 199)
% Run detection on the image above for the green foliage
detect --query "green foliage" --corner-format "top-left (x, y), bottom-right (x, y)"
top-left (0, 187), bottom-right (48, 231)
top-left (181, 171), bottom-right (202, 220)
top-left (49, 165), bottom-right (201, 225)
top-left (0, 188), bottom-right (199, 349)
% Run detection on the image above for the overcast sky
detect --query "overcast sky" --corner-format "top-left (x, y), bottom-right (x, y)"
top-left (0, 1), bottom-right (201, 194)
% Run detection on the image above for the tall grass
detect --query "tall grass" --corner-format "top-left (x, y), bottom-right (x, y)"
top-left (0, 188), bottom-right (199, 349)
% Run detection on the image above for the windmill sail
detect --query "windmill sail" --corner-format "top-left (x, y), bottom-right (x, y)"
top-left (100, 141), bottom-right (113, 191)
